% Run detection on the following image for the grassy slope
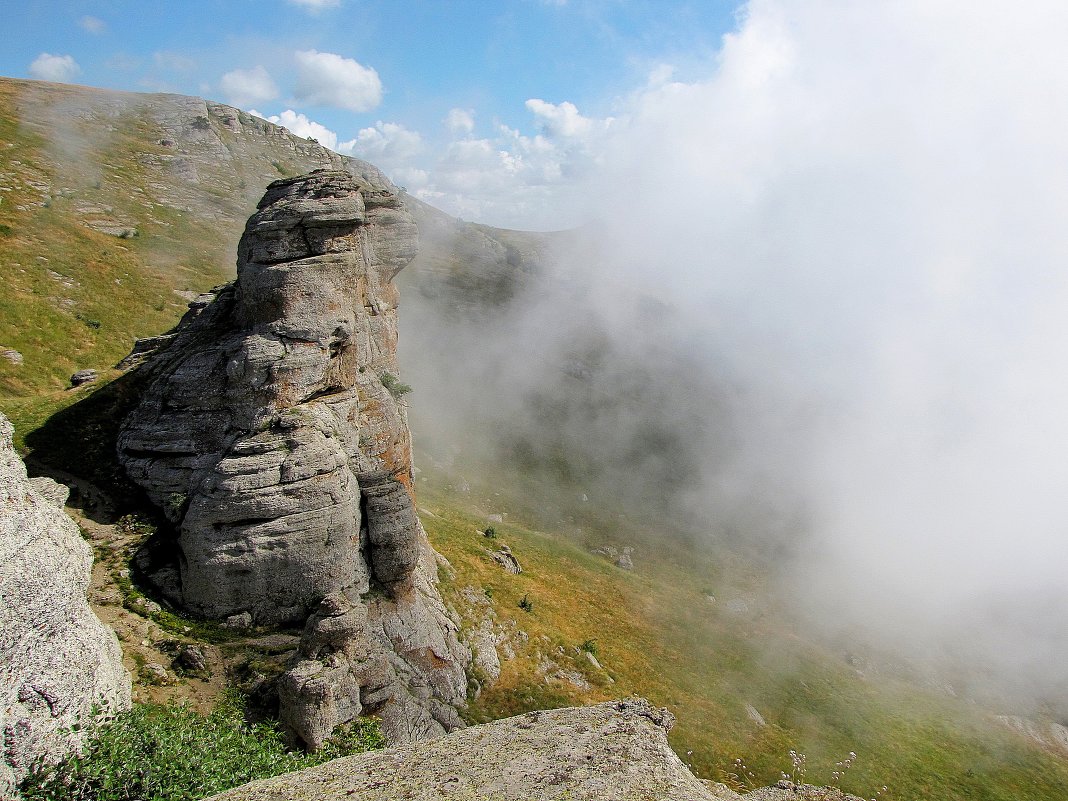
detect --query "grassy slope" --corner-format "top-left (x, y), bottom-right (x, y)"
top-left (0, 81), bottom-right (235, 398)
top-left (417, 471), bottom-right (1068, 800)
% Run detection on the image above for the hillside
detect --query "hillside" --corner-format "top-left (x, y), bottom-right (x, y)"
top-left (2, 77), bottom-right (1068, 801)
top-left (0, 76), bottom-right (539, 431)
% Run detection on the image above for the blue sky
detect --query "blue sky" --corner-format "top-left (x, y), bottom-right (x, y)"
top-left (2, 0), bottom-right (741, 227)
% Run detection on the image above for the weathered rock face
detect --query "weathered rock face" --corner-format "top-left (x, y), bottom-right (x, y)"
top-left (207, 699), bottom-right (726, 801)
top-left (116, 169), bottom-right (468, 745)
top-left (0, 413), bottom-right (131, 795)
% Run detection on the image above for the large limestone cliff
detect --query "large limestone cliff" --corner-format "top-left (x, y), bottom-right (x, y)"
top-left (116, 170), bottom-right (469, 745)
top-left (0, 413), bottom-right (131, 795)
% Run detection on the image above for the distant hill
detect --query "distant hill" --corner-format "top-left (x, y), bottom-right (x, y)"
top-left (0, 76), bottom-right (542, 397)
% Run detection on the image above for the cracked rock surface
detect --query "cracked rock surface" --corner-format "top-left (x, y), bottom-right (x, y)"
top-left (1, 413), bottom-right (131, 795)
top-left (207, 699), bottom-right (723, 801)
top-left (117, 169), bottom-right (468, 746)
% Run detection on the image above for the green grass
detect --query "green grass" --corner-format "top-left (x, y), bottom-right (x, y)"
top-left (19, 692), bottom-right (384, 801)
top-left (416, 478), bottom-right (1068, 801)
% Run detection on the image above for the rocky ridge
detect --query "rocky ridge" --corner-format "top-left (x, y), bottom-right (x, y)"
top-left (115, 170), bottom-right (468, 745)
top-left (0, 412), bottom-right (131, 795)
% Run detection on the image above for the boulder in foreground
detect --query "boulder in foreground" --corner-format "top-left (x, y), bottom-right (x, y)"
top-left (0, 413), bottom-right (131, 796)
top-left (208, 698), bottom-right (723, 801)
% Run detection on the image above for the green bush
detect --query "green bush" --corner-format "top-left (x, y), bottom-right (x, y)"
top-left (379, 371), bottom-right (412, 400)
top-left (20, 693), bottom-right (385, 801)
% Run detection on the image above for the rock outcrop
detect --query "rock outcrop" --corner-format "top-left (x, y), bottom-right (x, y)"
top-left (116, 169), bottom-right (468, 745)
top-left (0, 413), bottom-right (131, 795)
top-left (208, 699), bottom-right (727, 801)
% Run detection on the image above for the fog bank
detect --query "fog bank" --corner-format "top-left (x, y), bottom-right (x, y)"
top-left (591, 0), bottom-right (1068, 702)
top-left (402, 0), bottom-right (1068, 706)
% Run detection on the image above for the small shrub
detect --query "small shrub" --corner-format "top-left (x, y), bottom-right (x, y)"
top-left (20, 692), bottom-right (384, 801)
top-left (165, 493), bottom-right (186, 517)
top-left (380, 371), bottom-right (412, 399)
top-left (580, 638), bottom-right (598, 655)
top-left (75, 313), bottom-right (102, 330)
top-left (518, 594), bottom-right (534, 613)
top-left (484, 526), bottom-right (497, 539)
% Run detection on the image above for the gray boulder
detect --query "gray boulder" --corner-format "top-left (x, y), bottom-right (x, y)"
top-left (116, 170), bottom-right (468, 747)
top-left (490, 544), bottom-right (522, 574)
top-left (0, 413), bottom-right (131, 795)
top-left (207, 699), bottom-right (720, 801)
top-left (69, 369), bottom-right (97, 387)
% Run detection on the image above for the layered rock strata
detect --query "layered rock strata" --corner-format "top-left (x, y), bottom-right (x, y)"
top-left (0, 413), bottom-right (131, 795)
top-left (116, 170), bottom-right (468, 744)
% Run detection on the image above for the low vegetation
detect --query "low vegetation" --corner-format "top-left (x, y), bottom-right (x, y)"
top-left (380, 371), bottom-right (412, 400)
top-left (19, 692), bottom-right (384, 801)
top-left (415, 472), bottom-right (1068, 801)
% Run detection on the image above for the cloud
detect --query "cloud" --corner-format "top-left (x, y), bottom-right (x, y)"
top-left (445, 108), bottom-right (475, 135)
top-left (250, 108), bottom-right (340, 151)
top-left (405, 97), bottom-right (612, 228)
top-left (28, 53), bottom-right (80, 83)
top-left (287, 0), bottom-right (341, 9)
top-left (79, 15), bottom-right (106, 34)
top-left (564, 0), bottom-right (1068, 699)
top-left (339, 121), bottom-right (423, 164)
top-left (220, 66), bottom-right (279, 108)
top-left (390, 0), bottom-right (1068, 704)
top-left (525, 98), bottom-right (603, 138)
top-left (293, 49), bottom-right (382, 112)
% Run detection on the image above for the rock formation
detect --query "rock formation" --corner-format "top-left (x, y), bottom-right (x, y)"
top-left (0, 413), bottom-right (131, 795)
top-left (116, 169), bottom-right (468, 745)
top-left (206, 695), bottom-right (873, 801)
top-left (207, 699), bottom-right (730, 801)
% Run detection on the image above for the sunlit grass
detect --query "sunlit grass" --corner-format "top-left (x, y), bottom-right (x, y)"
top-left (418, 477), bottom-right (1068, 800)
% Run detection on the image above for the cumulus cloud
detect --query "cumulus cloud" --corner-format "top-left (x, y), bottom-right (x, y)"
top-left (79, 15), bottom-right (106, 34)
top-left (220, 66), bottom-right (279, 108)
top-left (28, 53), bottom-right (80, 83)
top-left (525, 98), bottom-right (604, 138)
top-left (445, 108), bottom-right (475, 135)
top-left (293, 49), bottom-right (382, 112)
top-left (250, 108), bottom-right (341, 151)
top-left (339, 121), bottom-right (422, 164)
top-left (398, 98), bottom-right (615, 228)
